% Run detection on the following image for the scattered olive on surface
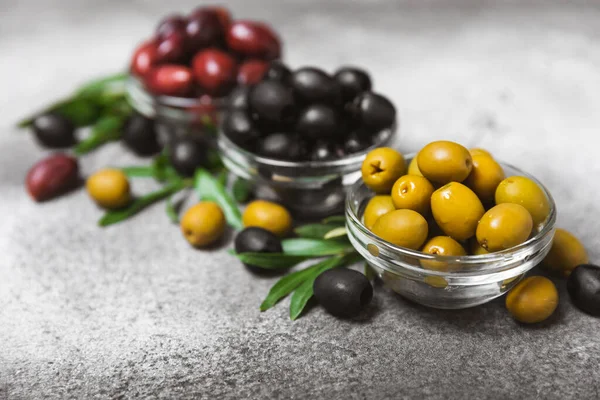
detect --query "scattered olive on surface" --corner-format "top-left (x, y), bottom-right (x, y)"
top-left (86, 168), bottom-right (131, 209)
top-left (313, 268), bottom-right (373, 318)
top-left (181, 201), bottom-right (226, 247)
top-left (476, 203), bottom-right (533, 252)
top-left (567, 264), bottom-right (600, 317)
top-left (495, 176), bottom-right (550, 228)
top-left (417, 141), bottom-right (473, 184)
top-left (361, 147), bottom-right (406, 194)
top-left (371, 209), bottom-right (428, 250)
top-left (122, 112), bottom-right (160, 156)
top-left (421, 236), bottom-right (467, 272)
top-left (333, 67), bottom-right (372, 103)
top-left (32, 113), bottom-right (76, 149)
top-left (431, 182), bottom-right (485, 241)
top-left (542, 228), bottom-right (588, 277)
top-left (363, 195), bottom-right (395, 230)
top-left (26, 154), bottom-right (79, 202)
top-left (234, 227), bottom-right (283, 272)
top-left (506, 276), bottom-right (558, 324)
top-left (169, 138), bottom-right (207, 177)
top-left (242, 200), bottom-right (293, 237)
top-left (464, 154), bottom-right (505, 204)
top-left (391, 174), bottom-right (435, 216)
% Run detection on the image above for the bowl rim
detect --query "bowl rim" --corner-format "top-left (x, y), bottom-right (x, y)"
top-left (345, 154), bottom-right (557, 269)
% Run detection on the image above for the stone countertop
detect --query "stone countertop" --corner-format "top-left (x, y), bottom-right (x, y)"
top-left (1, 1), bottom-right (600, 398)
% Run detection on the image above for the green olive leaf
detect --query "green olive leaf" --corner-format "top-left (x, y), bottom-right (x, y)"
top-left (217, 169), bottom-right (228, 187)
top-left (323, 226), bottom-right (348, 240)
top-left (294, 223), bottom-right (344, 240)
top-left (75, 72), bottom-right (127, 97)
top-left (98, 181), bottom-right (185, 227)
top-left (205, 148), bottom-right (224, 171)
top-left (233, 253), bottom-right (310, 269)
top-left (364, 262), bottom-right (377, 281)
top-left (322, 215), bottom-right (346, 224)
top-left (165, 194), bottom-right (180, 224)
top-left (74, 115), bottom-right (126, 155)
top-left (281, 238), bottom-right (353, 256)
top-left (120, 166), bottom-right (155, 178)
top-left (232, 178), bottom-right (252, 204)
top-left (194, 168), bottom-right (243, 230)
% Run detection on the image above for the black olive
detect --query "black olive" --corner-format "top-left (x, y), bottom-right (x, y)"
top-left (567, 264), bottom-right (600, 317)
top-left (32, 113), bottom-right (76, 148)
top-left (295, 105), bottom-right (340, 141)
top-left (310, 141), bottom-right (335, 161)
top-left (248, 80), bottom-right (296, 125)
top-left (291, 67), bottom-right (341, 105)
top-left (333, 67), bottom-right (372, 103)
top-left (169, 138), bottom-right (207, 177)
top-left (122, 113), bottom-right (160, 156)
top-left (265, 60), bottom-right (292, 83)
top-left (351, 92), bottom-right (396, 132)
top-left (313, 268), bottom-right (373, 318)
top-left (222, 110), bottom-right (261, 150)
top-left (258, 133), bottom-right (306, 161)
top-left (227, 86), bottom-right (250, 110)
top-left (234, 227), bottom-right (283, 273)
top-left (344, 133), bottom-right (370, 154)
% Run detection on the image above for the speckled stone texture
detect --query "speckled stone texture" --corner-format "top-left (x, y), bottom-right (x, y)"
top-left (2, 0), bottom-right (600, 399)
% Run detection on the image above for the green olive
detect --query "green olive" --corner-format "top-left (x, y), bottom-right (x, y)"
top-left (407, 155), bottom-right (423, 176)
top-left (476, 203), bottom-right (533, 252)
top-left (495, 176), bottom-right (550, 227)
top-left (391, 175), bottom-right (434, 216)
top-left (363, 195), bottom-right (395, 230)
top-left (86, 168), bottom-right (131, 209)
top-left (361, 147), bottom-right (406, 193)
top-left (469, 237), bottom-right (490, 256)
top-left (469, 148), bottom-right (493, 158)
top-left (542, 228), bottom-right (588, 277)
top-left (242, 200), bottom-right (293, 237)
top-left (417, 141), bottom-right (473, 184)
top-left (464, 154), bottom-right (505, 204)
top-left (421, 236), bottom-right (467, 272)
top-left (505, 276), bottom-right (558, 323)
top-left (181, 201), bottom-right (226, 247)
top-left (431, 182), bottom-right (485, 241)
top-left (372, 209), bottom-right (428, 250)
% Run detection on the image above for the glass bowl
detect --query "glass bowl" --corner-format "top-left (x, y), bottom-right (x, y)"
top-left (126, 75), bottom-right (226, 147)
top-left (345, 155), bottom-right (557, 309)
top-left (218, 124), bottom-right (397, 218)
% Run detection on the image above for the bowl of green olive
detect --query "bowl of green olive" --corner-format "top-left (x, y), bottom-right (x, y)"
top-left (345, 141), bottom-right (557, 309)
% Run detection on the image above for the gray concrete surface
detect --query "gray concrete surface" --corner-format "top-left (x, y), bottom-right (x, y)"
top-left (2, 0), bottom-right (600, 398)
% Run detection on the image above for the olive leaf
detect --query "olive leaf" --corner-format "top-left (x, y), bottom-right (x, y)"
top-left (232, 178), bottom-right (252, 203)
top-left (205, 148), bottom-right (224, 171)
top-left (98, 180), bottom-right (185, 227)
top-left (294, 223), bottom-right (344, 240)
top-left (281, 238), bottom-right (353, 256)
top-left (322, 215), bottom-right (346, 224)
top-left (364, 262), bottom-right (377, 281)
top-left (75, 72), bottom-right (127, 97)
top-left (74, 115), bottom-right (125, 155)
top-left (121, 166), bottom-right (155, 178)
top-left (151, 152), bottom-right (180, 182)
top-left (165, 194), bottom-right (179, 224)
top-left (233, 253), bottom-right (310, 269)
top-left (217, 169), bottom-right (228, 187)
top-left (323, 226), bottom-right (348, 240)
top-left (194, 168), bottom-right (243, 230)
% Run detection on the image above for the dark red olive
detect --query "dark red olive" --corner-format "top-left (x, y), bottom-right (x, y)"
top-left (291, 67), bottom-right (341, 105)
top-left (264, 60), bottom-right (291, 83)
top-left (122, 112), bottom-right (160, 156)
top-left (26, 154), bottom-right (80, 202)
top-left (156, 14), bottom-right (187, 39)
top-left (226, 21), bottom-right (281, 60)
top-left (169, 138), bottom-right (208, 177)
top-left (32, 113), bottom-right (76, 148)
top-left (235, 227), bottom-right (283, 273)
top-left (144, 65), bottom-right (194, 97)
top-left (185, 11), bottom-right (224, 52)
top-left (334, 67), bottom-right (372, 103)
top-left (248, 80), bottom-right (296, 125)
top-left (156, 31), bottom-right (187, 63)
top-left (130, 40), bottom-right (160, 77)
top-left (295, 105), bottom-right (340, 141)
top-left (314, 268), bottom-right (373, 318)
top-left (190, 6), bottom-right (232, 30)
top-left (222, 110), bottom-right (261, 149)
top-left (258, 133), bottom-right (305, 160)
top-left (192, 49), bottom-right (237, 96)
top-left (351, 92), bottom-right (396, 132)
top-left (567, 264), bottom-right (600, 317)
top-left (237, 60), bottom-right (269, 85)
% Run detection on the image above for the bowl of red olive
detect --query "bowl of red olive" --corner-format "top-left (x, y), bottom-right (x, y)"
top-left (218, 61), bottom-right (397, 217)
top-left (126, 5), bottom-right (282, 147)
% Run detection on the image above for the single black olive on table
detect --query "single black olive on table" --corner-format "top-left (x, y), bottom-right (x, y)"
top-left (249, 80), bottom-right (296, 126)
top-left (227, 86), bottom-right (250, 110)
top-left (169, 138), bottom-right (207, 177)
top-left (310, 141), bottom-right (335, 161)
top-left (295, 104), bottom-right (340, 141)
top-left (265, 60), bottom-right (292, 83)
top-left (235, 227), bottom-right (283, 273)
top-left (222, 110), bottom-right (261, 150)
top-left (333, 67), bottom-right (372, 103)
top-left (258, 133), bottom-right (305, 161)
top-left (32, 113), bottom-right (76, 148)
top-left (122, 113), bottom-right (160, 156)
top-left (567, 264), bottom-right (600, 317)
top-left (351, 92), bottom-right (396, 132)
top-left (314, 268), bottom-right (373, 318)
top-left (291, 67), bottom-right (341, 105)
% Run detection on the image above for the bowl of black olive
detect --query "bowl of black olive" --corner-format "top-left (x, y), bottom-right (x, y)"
top-left (218, 61), bottom-right (398, 217)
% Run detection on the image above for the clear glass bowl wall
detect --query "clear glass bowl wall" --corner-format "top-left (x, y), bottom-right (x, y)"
top-left (345, 156), bottom-right (557, 309)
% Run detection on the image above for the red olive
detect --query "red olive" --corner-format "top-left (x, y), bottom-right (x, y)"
top-left (156, 14), bottom-right (187, 39)
top-left (130, 40), bottom-right (160, 77)
top-left (144, 65), bottom-right (194, 97)
top-left (156, 31), bottom-right (187, 63)
top-left (190, 6), bottom-right (232, 29)
top-left (26, 154), bottom-right (79, 202)
top-left (226, 21), bottom-right (281, 60)
top-left (185, 10), bottom-right (224, 52)
top-left (237, 59), bottom-right (269, 85)
top-left (192, 49), bottom-right (237, 96)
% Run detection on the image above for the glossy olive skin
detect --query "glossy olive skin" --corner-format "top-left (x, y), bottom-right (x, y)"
top-left (26, 154), bottom-right (79, 202)
top-left (464, 154), bottom-right (505, 204)
top-left (361, 147), bottom-right (406, 193)
top-left (169, 138), bottom-right (207, 177)
top-left (181, 201), bottom-right (226, 247)
top-left (156, 31), bottom-right (187, 63)
top-left (122, 113), bottom-right (160, 156)
top-left (222, 110), bottom-right (261, 149)
top-left (567, 264), bottom-right (600, 317)
top-left (333, 67), bottom-right (372, 103)
top-left (363, 195), bottom-right (395, 230)
top-left (144, 65), bottom-right (194, 97)
top-left (372, 209), bottom-right (428, 250)
top-left (295, 105), bottom-right (340, 141)
top-left (476, 203), bottom-right (533, 252)
top-left (235, 227), bottom-right (283, 272)
top-left (469, 148), bottom-right (492, 158)
top-left (421, 236), bottom-right (467, 272)
top-left (431, 182), bottom-right (485, 241)
top-left (185, 11), bottom-right (224, 52)
top-left (258, 133), bottom-right (305, 160)
top-left (249, 80), bottom-right (296, 125)
top-left (130, 40), bottom-right (159, 77)
top-left (391, 174), bottom-right (435, 215)
top-left (417, 141), bottom-right (473, 184)
top-left (86, 168), bottom-right (131, 209)
top-left (407, 155), bottom-right (423, 176)
top-left (343, 133), bottom-right (370, 154)
top-left (470, 237), bottom-right (490, 256)
top-left (237, 59), bottom-right (269, 85)
top-left (242, 200), bottom-right (293, 237)
top-left (495, 176), bottom-right (550, 228)
top-left (32, 113), bottom-right (76, 148)
top-left (542, 228), bottom-right (589, 277)
top-left (226, 20), bottom-right (281, 60)
top-left (310, 142), bottom-right (335, 161)
top-left (192, 49), bottom-right (237, 96)
top-left (156, 14), bottom-right (186, 39)
top-left (314, 268), bottom-right (373, 318)
top-left (350, 92), bottom-right (396, 133)
top-left (291, 67), bottom-right (341, 105)
top-left (506, 276), bottom-right (558, 324)
top-left (265, 61), bottom-right (292, 83)
top-left (227, 86), bottom-right (250, 110)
